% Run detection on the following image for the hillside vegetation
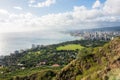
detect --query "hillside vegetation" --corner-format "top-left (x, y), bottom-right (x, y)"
top-left (56, 37), bottom-right (120, 80)
top-left (0, 39), bottom-right (112, 80)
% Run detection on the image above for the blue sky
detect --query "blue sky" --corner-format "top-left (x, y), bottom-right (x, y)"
top-left (0, 0), bottom-right (120, 33)
top-left (0, 0), bottom-right (106, 16)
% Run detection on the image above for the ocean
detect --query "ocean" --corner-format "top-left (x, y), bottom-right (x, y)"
top-left (0, 31), bottom-right (77, 56)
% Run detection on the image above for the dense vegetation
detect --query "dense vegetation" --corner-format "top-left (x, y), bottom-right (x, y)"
top-left (0, 66), bottom-right (62, 80)
top-left (2, 39), bottom-right (107, 68)
top-left (0, 39), bottom-right (111, 80)
top-left (56, 37), bottom-right (120, 80)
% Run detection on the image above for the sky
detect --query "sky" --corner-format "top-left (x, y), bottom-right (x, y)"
top-left (0, 0), bottom-right (120, 33)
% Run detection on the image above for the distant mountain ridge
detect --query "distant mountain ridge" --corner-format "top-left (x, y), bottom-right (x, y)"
top-left (89, 26), bottom-right (120, 31)
top-left (68, 26), bottom-right (120, 32)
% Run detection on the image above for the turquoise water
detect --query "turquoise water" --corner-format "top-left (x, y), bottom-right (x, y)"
top-left (0, 31), bottom-right (77, 55)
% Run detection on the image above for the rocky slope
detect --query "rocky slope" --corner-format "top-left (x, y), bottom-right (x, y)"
top-left (56, 37), bottom-right (120, 80)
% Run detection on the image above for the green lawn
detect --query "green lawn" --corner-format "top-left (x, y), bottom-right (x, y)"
top-left (56, 44), bottom-right (84, 51)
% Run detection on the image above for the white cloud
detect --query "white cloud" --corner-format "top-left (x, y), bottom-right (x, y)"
top-left (29, 0), bottom-right (56, 8)
top-left (103, 0), bottom-right (120, 15)
top-left (73, 6), bottom-right (102, 21)
top-left (0, 9), bottom-right (8, 15)
top-left (92, 0), bottom-right (101, 8)
top-left (28, 0), bottom-right (36, 3)
top-left (0, 0), bottom-right (120, 33)
top-left (13, 6), bottom-right (23, 10)
top-left (0, 9), bottom-right (9, 20)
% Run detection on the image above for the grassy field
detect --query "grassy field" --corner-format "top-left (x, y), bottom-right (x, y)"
top-left (56, 44), bottom-right (84, 51)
